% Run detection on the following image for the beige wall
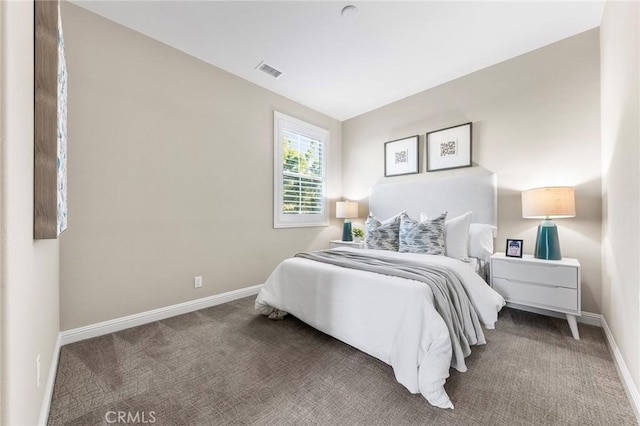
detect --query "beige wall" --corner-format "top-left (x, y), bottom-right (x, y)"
top-left (600, 0), bottom-right (640, 400)
top-left (59, 4), bottom-right (342, 331)
top-left (0, 2), bottom-right (4, 420)
top-left (343, 30), bottom-right (602, 313)
top-left (0, 1), bottom-right (61, 425)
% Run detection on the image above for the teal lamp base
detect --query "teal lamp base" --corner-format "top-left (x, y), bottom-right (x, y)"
top-left (342, 220), bottom-right (353, 242)
top-left (534, 219), bottom-right (562, 260)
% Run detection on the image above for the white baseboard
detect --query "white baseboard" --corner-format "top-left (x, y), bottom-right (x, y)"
top-left (600, 315), bottom-right (640, 422)
top-left (504, 302), bottom-right (602, 327)
top-left (38, 333), bottom-right (61, 426)
top-left (60, 284), bottom-right (263, 346)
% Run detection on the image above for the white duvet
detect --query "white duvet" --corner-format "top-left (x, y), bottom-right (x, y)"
top-left (255, 247), bottom-right (505, 409)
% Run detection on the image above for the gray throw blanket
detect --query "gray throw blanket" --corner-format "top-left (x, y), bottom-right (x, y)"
top-left (295, 250), bottom-right (486, 371)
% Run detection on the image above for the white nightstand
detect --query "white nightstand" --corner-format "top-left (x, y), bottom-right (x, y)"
top-left (329, 240), bottom-right (363, 249)
top-left (490, 252), bottom-right (581, 339)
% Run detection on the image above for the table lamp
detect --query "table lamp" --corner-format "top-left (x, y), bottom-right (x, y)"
top-left (522, 187), bottom-right (575, 260)
top-left (336, 201), bottom-right (358, 242)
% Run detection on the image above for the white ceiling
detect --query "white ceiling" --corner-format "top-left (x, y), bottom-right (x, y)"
top-left (72, 1), bottom-right (605, 121)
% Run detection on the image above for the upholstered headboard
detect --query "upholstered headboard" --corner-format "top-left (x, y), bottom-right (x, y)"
top-left (369, 170), bottom-right (497, 226)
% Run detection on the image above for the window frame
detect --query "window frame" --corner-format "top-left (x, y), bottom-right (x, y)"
top-left (273, 111), bottom-right (329, 228)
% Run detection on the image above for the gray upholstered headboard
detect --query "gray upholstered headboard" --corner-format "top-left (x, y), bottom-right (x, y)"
top-left (369, 170), bottom-right (497, 226)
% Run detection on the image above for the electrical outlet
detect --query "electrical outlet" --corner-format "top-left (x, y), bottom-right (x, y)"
top-left (36, 354), bottom-right (41, 388)
top-left (194, 275), bottom-right (203, 288)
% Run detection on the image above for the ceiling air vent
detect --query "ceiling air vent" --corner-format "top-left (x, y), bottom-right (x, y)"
top-left (255, 61), bottom-right (282, 79)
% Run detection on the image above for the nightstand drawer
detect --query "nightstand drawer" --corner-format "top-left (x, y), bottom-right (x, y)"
top-left (492, 260), bottom-right (577, 289)
top-left (493, 277), bottom-right (578, 312)
top-left (330, 240), bottom-right (363, 249)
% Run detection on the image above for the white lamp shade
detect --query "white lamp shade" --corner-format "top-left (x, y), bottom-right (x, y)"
top-left (336, 201), bottom-right (358, 219)
top-left (522, 187), bottom-right (575, 219)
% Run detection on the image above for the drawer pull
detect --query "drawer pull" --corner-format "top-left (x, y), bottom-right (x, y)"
top-left (502, 260), bottom-right (563, 269)
top-left (501, 278), bottom-right (564, 289)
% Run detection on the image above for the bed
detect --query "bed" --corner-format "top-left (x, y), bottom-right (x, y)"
top-left (255, 170), bottom-right (505, 409)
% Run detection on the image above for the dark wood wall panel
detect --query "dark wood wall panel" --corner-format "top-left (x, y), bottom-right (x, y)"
top-left (34, 0), bottom-right (60, 239)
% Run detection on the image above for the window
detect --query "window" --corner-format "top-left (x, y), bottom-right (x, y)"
top-left (274, 111), bottom-right (329, 228)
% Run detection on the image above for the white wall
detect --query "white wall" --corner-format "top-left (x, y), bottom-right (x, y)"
top-left (0, 1), bottom-right (61, 425)
top-left (59, 4), bottom-right (342, 331)
top-left (600, 0), bottom-right (640, 402)
top-left (342, 30), bottom-right (602, 313)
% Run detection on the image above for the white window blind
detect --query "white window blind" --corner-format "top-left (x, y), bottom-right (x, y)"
top-left (274, 112), bottom-right (329, 228)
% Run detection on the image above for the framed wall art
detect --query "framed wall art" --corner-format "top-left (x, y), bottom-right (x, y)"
top-left (384, 135), bottom-right (419, 177)
top-left (34, 0), bottom-right (67, 239)
top-left (426, 122), bottom-right (472, 172)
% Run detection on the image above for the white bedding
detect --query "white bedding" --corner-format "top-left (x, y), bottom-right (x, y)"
top-left (255, 247), bottom-right (505, 409)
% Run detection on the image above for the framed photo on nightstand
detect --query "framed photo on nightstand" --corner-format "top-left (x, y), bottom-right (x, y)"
top-left (506, 239), bottom-right (523, 258)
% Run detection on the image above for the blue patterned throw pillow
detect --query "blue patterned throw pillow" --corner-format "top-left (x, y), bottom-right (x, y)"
top-left (399, 212), bottom-right (447, 254)
top-left (364, 212), bottom-right (402, 251)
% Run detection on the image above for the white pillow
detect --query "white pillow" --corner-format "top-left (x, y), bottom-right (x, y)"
top-left (420, 211), bottom-right (472, 260)
top-left (469, 223), bottom-right (497, 261)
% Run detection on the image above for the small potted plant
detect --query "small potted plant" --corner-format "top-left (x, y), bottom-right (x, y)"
top-left (352, 227), bottom-right (364, 243)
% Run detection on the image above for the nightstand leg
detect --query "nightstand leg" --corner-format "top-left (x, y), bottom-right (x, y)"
top-left (566, 314), bottom-right (580, 340)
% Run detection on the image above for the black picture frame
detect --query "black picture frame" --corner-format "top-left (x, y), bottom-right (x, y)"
top-left (505, 239), bottom-right (524, 258)
top-left (384, 135), bottom-right (419, 177)
top-left (426, 122), bottom-right (472, 172)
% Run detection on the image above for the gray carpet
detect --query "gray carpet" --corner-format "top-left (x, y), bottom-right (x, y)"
top-left (48, 297), bottom-right (637, 425)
